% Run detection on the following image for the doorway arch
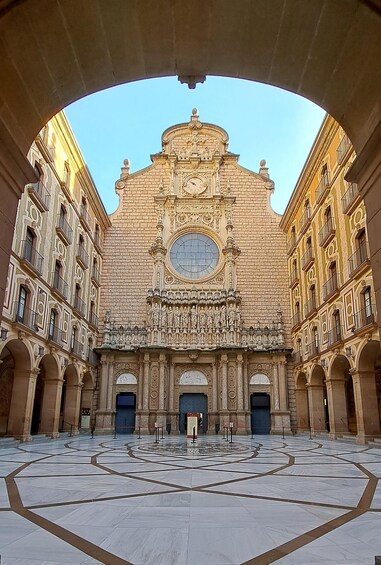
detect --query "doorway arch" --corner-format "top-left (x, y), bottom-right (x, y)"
top-left (0, 3), bottom-right (380, 323)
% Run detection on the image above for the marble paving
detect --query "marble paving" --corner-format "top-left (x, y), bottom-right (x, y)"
top-left (0, 434), bottom-right (380, 564)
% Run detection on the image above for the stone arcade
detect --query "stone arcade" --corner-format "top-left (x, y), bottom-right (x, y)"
top-left (96, 111), bottom-right (293, 435)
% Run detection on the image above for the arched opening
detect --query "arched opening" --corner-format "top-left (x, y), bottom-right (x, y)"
top-left (328, 355), bottom-right (355, 436)
top-left (60, 364), bottom-right (81, 434)
top-left (80, 371), bottom-right (94, 430)
top-left (0, 338), bottom-right (33, 439)
top-left (309, 365), bottom-right (329, 432)
top-left (356, 340), bottom-right (381, 440)
top-left (295, 372), bottom-right (309, 432)
top-left (35, 353), bottom-right (61, 437)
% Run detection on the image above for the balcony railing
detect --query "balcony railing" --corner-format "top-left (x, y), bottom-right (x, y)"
top-left (289, 268), bottom-right (299, 288)
top-left (315, 174), bottom-right (330, 205)
top-left (14, 301), bottom-right (38, 330)
top-left (337, 135), bottom-right (351, 165)
top-left (291, 312), bottom-right (301, 330)
top-left (48, 324), bottom-right (63, 345)
top-left (287, 234), bottom-right (297, 255)
top-left (322, 272), bottom-right (340, 300)
top-left (299, 206), bottom-right (312, 234)
top-left (21, 240), bottom-right (44, 275)
top-left (341, 183), bottom-right (360, 214)
top-left (301, 247), bottom-right (314, 271)
top-left (327, 326), bottom-right (343, 347)
top-left (86, 349), bottom-right (99, 365)
top-left (91, 265), bottom-right (100, 287)
top-left (80, 205), bottom-right (91, 230)
top-left (293, 351), bottom-right (303, 364)
top-left (304, 297), bottom-right (317, 319)
top-left (74, 295), bottom-right (87, 318)
top-left (353, 305), bottom-right (376, 330)
top-left (70, 338), bottom-right (83, 357)
top-left (27, 180), bottom-right (50, 212)
top-left (348, 243), bottom-right (369, 277)
top-left (56, 214), bottom-right (73, 245)
top-left (52, 271), bottom-right (69, 299)
top-left (308, 340), bottom-right (319, 358)
top-left (318, 217), bottom-right (335, 247)
top-left (76, 245), bottom-right (89, 269)
top-left (89, 310), bottom-right (99, 328)
top-left (94, 231), bottom-right (103, 253)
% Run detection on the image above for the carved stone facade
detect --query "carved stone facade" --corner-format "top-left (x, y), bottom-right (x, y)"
top-left (98, 111), bottom-right (293, 435)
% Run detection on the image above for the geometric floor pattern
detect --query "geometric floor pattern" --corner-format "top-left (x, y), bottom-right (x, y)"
top-left (0, 434), bottom-right (380, 564)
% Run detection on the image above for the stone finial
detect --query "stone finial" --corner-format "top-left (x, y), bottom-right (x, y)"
top-left (120, 159), bottom-right (130, 179)
top-left (259, 159), bottom-right (269, 178)
top-left (190, 108), bottom-right (199, 123)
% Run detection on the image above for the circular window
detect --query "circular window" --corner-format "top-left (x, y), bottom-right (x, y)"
top-left (170, 233), bottom-right (219, 280)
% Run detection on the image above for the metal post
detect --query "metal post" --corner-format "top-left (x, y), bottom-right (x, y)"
top-left (161, 426), bottom-right (164, 439)
top-left (192, 426), bottom-right (196, 443)
top-left (309, 426), bottom-right (312, 440)
top-left (138, 426), bottom-right (141, 439)
top-left (113, 422), bottom-right (117, 439)
top-left (282, 426), bottom-right (284, 439)
top-left (154, 426), bottom-right (158, 444)
top-left (230, 428), bottom-right (233, 444)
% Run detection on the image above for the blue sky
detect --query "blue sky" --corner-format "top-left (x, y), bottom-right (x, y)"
top-left (65, 76), bottom-right (325, 215)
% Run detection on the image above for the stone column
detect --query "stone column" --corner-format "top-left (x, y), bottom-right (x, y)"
top-left (39, 377), bottom-right (64, 438)
top-left (157, 353), bottom-right (166, 428)
top-left (220, 354), bottom-right (228, 426)
top-left (276, 359), bottom-right (291, 433)
top-left (295, 387), bottom-right (309, 432)
top-left (351, 370), bottom-right (381, 443)
top-left (211, 361), bottom-right (218, 433)
top-left (326, 377), bottom-right (348, 438)
top-left (236, 353), bottom-right (246, 434)
top-left (139, 352), bottom-right (150, 434)
top-left (271, 361), bottom-right (283, 433)
top-left (134, 355), bottom-right (144, 432)
top-left (243, 355), bottom-right (251, 431)
top-left (168, 358), bottom-right (177, 435)
top-left (63, 382), bottom-right (82, 435)
top-left (307, 383), bottom-right (326, 433)
top-left (8, 368), bottom-right (38, 441)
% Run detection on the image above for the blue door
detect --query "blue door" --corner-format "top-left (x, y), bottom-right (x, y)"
top-left (251, 393), bottom-right (271, 434)
top-left (179, 393), bottom-right (208, 434)
top-left (115, 393), bottom-right (136, 434)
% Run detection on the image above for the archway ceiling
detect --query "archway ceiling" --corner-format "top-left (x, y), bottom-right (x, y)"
top-left (0, 0), bottom-right (381, 156)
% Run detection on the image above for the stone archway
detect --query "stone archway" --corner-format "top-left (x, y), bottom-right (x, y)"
top-left (0, 338), bottom-right (34, 439)
top-left (328, 355), bottom-right (354, 438)
top-left (80, 371), bottom-right (94, 430)
top-left (60, 363), bottom-right (81, 434)
top-left (295, 372), bottom-right (309, 432)
top-left (0, 2), bottom-right (381, 331)
top-left (309, 365), bottom-right (329, 433)
top-left (355, 340), bottom-right (381, 441)
top-left (32, 353), bottom-right (61, 437)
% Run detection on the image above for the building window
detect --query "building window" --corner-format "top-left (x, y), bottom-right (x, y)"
top-left (310, 284), bottom-right (316, 308)
top-left (54, 260), bottom-right (61, 288)
top-left (17, 285), bottom-right (28, 322)
top-left (356, 229), bottom-right (367, 263)
top-left (363, 287), bottom-right (373, 324)
top-left (48, 309), bottom-right (57, 339)
top-left (25, 227), bottom-right (36, 263)
top-left (70, 326), bottom-right (77, 352)
top-left (321, 163), bottom-right (329, 185)
top-left (333, 310), bottom-right (341, 341)
top-left (169, 233), bottom-right (219, 280)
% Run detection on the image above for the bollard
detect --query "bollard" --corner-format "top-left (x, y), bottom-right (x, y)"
top-left (226, 427), bottom-right (229, 441)
top-left (192, 426), bottom-right (196, 443)
top-left (282, 426), bottom-right (284, 440)
top-left (138, 426), bottom-right (141, 439)
top-left (222, 426), bottom-right (226, 440)
top-left (230, 428), bottom-right (233, 444)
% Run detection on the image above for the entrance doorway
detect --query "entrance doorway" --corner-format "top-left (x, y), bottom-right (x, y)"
top-left (179, 393), bottom-right (207, 434)
top-left (115, 393), bottom-right (136, 434)
top-left (251, 393), bottom-right (271, 434)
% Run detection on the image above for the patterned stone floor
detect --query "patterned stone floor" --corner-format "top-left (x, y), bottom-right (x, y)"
top-left (0, 434), bottom-right (380, 564)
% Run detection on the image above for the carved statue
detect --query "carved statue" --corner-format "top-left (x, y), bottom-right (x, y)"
top-left (190, 306), bottom-right (198, 330)
top-left (167, 306), bottom-right (174, 329)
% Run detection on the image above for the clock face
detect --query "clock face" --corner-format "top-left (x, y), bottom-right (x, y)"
top-left (184, 176), bottom-right (207, 196)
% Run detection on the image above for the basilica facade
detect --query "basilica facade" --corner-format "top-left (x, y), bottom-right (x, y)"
top-left (97, 110), bottom-right (294, 435)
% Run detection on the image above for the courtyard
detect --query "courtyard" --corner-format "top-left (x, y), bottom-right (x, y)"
top-left (0, 434), bottom-right (380, 564)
